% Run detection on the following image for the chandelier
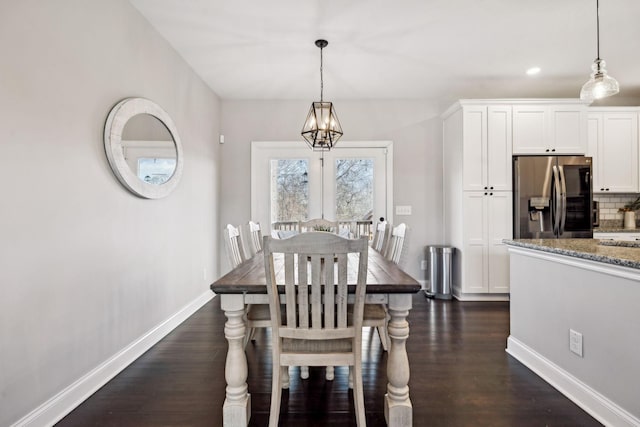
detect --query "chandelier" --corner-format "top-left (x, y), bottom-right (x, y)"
top-left (301, 39), bottom-right (343, 151)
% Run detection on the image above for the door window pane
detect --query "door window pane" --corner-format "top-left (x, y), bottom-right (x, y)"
top-left (271, 159), bottom-right (309, 223)
top-left (335, 159), bottom-right (374, 221)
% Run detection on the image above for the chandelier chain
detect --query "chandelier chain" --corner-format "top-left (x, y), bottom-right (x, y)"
top-left (320, 45), bottom-right (324, 102)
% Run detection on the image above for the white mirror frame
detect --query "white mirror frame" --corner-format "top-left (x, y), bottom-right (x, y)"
top-left (104, 97), bottom-right (184, 199)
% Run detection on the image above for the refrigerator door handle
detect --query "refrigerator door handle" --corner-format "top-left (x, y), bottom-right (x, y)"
top-left (559, 165), bottom-right (567, 235)
top-left (552, 165), bottom-right (561, 236)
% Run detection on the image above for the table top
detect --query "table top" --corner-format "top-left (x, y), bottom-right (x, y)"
top-left (211, 248), bottom-right (421, 294)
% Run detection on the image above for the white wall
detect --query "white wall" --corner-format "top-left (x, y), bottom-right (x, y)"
top-left (0, 1), bottom-right (220, 425)
top-left (220, 99), bottom-right (444, 280)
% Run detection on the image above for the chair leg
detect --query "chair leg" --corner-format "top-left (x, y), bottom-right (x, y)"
top-left (243, 327), bottom-right (255, 348)
top-left (352, 362), bottom-right (366, 427)
top-left (377, 326), bottom-right (390, 352)
top-left (300, 365), bottom-right (309, 379)
top-left (269, 363), bottom-right (283, 427)
top-left (325, 366), bottom-right (334, 380)
top-left (282, 366), bottom-right (290, 389)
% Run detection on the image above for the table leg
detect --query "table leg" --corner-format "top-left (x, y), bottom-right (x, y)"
top-left (221, 294), bottom-right (251, 427)
top-left (384, 293), bottom-right (413, 427)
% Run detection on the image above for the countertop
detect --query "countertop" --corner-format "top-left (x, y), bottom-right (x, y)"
top-left (503, 238), bottom-right (640, 270)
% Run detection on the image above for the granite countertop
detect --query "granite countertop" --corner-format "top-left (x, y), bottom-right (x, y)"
top-left (503, 238), bottom-right (640, 269)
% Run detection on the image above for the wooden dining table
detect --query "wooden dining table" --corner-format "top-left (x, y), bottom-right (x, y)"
top-left (210, 247), bottom-right (421, 426)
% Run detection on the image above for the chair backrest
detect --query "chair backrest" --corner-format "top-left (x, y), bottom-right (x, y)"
top-left (248, 220), bottom-right (263, 255)
top-left (223, 224), bottom-right (246, 268)
top-left (299, 218), bottom-right (339, 233)
top-left (371, 221), bottom-right (390, 253)
top-left (263, 233), bottom-right (369, 344)
top-left (385, 223), bottom-right (410, 267)
top-left (271, 221), bottom-right (300, 239)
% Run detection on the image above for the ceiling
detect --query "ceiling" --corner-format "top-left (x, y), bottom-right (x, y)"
top-left (129, 0), bottom-right (640, 105)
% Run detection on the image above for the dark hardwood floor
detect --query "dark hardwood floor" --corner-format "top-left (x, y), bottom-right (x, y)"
top-left (57, 294), bottom-right (602, 426)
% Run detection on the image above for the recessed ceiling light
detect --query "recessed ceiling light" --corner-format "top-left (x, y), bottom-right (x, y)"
top-left (526, 67), bottom-right (541, 76)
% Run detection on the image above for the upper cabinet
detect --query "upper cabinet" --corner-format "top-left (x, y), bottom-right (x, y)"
top-left (462, 105), bottom-right (512, 191)
top-left (587, 109), bottom-right (639, 193)
top-left (512, 103), bottom-right (588, 154)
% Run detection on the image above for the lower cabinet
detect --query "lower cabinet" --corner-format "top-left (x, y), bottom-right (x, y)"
top-left (461, 191), bottom-right (512, 294)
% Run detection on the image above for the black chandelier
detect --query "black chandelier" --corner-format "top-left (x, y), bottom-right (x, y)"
top-left (301, 39), bottom-right (343, 151)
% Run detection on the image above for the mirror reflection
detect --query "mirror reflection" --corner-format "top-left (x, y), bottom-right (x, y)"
top-left (121, 114), bottom-right (177, 185)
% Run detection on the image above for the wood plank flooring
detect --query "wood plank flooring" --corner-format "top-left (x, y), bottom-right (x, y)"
top-left (56, 294), bottom-right (602, 426)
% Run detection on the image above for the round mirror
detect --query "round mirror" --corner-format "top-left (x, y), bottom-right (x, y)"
top-left (104, 98), bottom-right (184, 199)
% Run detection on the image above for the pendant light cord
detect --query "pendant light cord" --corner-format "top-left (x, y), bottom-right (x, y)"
top-left (596, 0), bottom-right (600, 60)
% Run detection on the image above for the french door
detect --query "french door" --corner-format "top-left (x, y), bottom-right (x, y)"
top-left (251, 141), bottom-right (392, 235)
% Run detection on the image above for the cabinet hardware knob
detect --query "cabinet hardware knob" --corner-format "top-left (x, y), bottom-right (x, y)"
top-left (552, 149), bottom-right (556, 152)
top-left (484, 193), bottom-right (488, 196)
top-left (490, 193), bottom-right (493, 196)
top-left (545, 149), bottom-right (550, 152)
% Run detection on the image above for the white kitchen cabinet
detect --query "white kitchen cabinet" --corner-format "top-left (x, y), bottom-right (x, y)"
top-left (461, 192), bottom-right (512, 293)
top-left (461, 105), bottom-right (512, 191)
top-left (587, 109), bottom-right (639, 193)
top-left (512, 104), bottom-right (587, 155)
top-left (443, 99), bottom-right (514, 299)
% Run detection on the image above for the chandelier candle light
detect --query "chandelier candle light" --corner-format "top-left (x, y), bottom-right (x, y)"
top-left (580, 0), bottom-right (619, 101)
top-left (301, 39), bottom-right (343, 151)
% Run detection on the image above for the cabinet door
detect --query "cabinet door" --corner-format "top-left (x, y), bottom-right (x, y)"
top-left (587, 114), bottom-right (603, 191)
top-left (462, 107), bottom-right (487, 191)
top-left (462, 192), bottom-right (488, 293)
top-left (487, 106), bottom-right (512, 191)
top-left (512, 105), bottom-right (547, 154)
top-left (549, 106), bottom-right (586, 154)
top-left (600, 113), bottom-right (639, 193)
top-left (487, 192), bottom-right (512, 293)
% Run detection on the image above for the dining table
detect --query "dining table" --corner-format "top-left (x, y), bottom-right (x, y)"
top-left (210, 246), bottom-right (421, 427)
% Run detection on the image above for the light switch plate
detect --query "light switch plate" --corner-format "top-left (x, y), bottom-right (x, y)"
top-left (396, 205), bottom-right (412, 215)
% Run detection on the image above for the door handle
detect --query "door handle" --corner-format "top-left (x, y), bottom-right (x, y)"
top-left (559, 166), bottom-right (567, 235)
top-left (552, 165), bottom-right (561, 236)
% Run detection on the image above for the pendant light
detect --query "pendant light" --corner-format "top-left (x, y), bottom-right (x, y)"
top-left (301, 39), bottom-right (343, 151)
top-left (580, 0), bottom-right (619, 101)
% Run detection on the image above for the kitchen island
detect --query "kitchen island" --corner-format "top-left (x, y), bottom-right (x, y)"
top-left (504, 239), bottom-right (640, 427)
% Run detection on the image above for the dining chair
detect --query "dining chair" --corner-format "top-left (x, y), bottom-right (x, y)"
top-left (271, 220), bottom-right (300, 239)
top-left (371, 220), bottom-right (390, 253)
top-left (223, 223), bottom-right (247, 268)
top-left (263, 233), bottom-right (369, 427)
top-left (299, 218), bottom-right (339, 233)
top-left (247, 220), bottom-right (263, 256)
top-left (223, 223), bottom-right (271, 347)
top-left (384, 223), bottom-right (410, 267)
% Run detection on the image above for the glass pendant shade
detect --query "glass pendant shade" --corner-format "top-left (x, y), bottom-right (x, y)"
top-left (301, 101), bottom-right (343, 151)
top-left (580, 59), bottom-right (619, 101)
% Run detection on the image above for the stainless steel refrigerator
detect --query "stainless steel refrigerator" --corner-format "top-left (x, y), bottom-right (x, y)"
top-left (513, 156), bottom-right (593, 239)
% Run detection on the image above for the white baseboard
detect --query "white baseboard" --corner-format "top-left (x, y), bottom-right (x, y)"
top-left (12, 290), bottom-right (215, 427)
top-left (506, 336), bottom-right (640, 427)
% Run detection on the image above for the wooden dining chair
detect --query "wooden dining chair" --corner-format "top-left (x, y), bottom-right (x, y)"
top-left (385, 223), bottom-right (410, 267)
top-left (299, 218), bottom-right (339, 233)
top-left (223, 224), bottom-right (247, 268)
top-left (263, 233), bottom-right (369, 427)
top-left (371, 221), bottom-right (390, 253)
top-left (247, 220), bottom-right (263, 256)
top-left (223, 223), bottom-right (271, 346)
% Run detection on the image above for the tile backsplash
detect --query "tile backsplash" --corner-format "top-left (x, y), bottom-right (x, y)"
top-left (594, 193), bottom-right (640, 226)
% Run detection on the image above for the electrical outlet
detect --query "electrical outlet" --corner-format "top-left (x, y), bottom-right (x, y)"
top-left (569, 329), bottom-right (583, 357)
top-left (420, 260), bottom-right (428, 270)
top-left (396, 205), bottom-right (412, 215)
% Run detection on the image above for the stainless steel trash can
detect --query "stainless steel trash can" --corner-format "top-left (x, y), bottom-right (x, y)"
top-left (426, 245), bottom-right (455, 300)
